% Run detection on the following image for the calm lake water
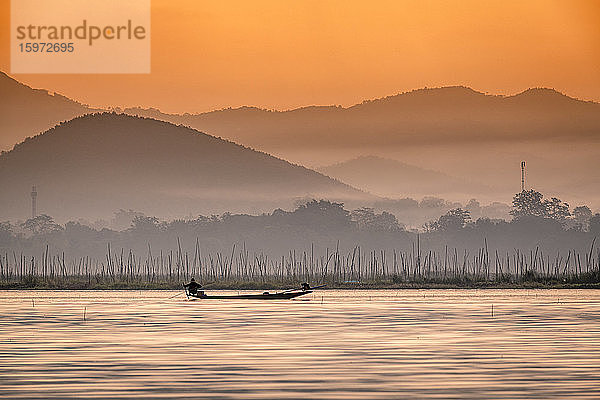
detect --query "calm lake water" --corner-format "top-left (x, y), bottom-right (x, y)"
top-left (1, 289), bottom-right (599, 399)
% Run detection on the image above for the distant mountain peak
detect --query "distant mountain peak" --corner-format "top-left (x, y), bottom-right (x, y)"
top-left (517, 87), bottom-right (564, 95)
top-left (409, 85), bottom-right (483, 95)
top-left (511, 87), bottom-right (570, 99)
top-left (506, 87), bottom-right (595, 106)
top-left (0, 70), bottom-right (37, 92)
top-left (0, 71), bottom-right (90, 151)
top-left (0, 112), bottom-right (369, 220)
top-left (319, 155), bottom-right (492, 198)
top-left (322, 155), bottom-right (443, 175)
top-left (327, 155), bottom-right (409, 168)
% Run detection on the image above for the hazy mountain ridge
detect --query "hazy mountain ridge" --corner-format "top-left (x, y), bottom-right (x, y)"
top-left (2, 72), bottom-right (599, 209)
top-left (0, 113), bottom-right (368, 221)
top-left (0, 71), bottom-right (93, 151)
top-left (124, 85), bottom-right (600, 151)
top-left (319, 156), bottom-right (492, 199)
top-left (3, 71), bottom-right (599, 153)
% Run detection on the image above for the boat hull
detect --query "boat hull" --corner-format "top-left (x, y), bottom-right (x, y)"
top-left (191, 290), bottom-right (312, 300)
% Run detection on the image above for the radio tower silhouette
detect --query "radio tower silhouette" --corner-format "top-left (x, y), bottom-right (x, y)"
top-left (520, 161), bottom-right (526, 192)
top-left (31, 185), bottom-right (37, 218)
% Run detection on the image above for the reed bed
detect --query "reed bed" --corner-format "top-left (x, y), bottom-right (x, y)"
top-left (1, 239), bottom-right (599, 289)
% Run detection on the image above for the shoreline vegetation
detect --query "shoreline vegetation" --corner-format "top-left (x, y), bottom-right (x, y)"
top-left (1, 281), bottom-right (599, 291)
top-left (2, 195), bottom-right (599, 291)
top-left (2, 241), bottom-right (598, 291)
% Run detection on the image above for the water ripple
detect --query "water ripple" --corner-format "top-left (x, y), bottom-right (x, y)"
top-left (1, 289), bottom-right (599, 399)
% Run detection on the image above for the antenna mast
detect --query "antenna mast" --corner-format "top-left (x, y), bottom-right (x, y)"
top-left (520, 161), bottom-right (526, 192)
top-left (31, 185), bottom-right (37, 218)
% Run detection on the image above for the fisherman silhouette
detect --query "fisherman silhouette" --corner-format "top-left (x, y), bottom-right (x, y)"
top-left (184, 278), bottom-right (202, 295)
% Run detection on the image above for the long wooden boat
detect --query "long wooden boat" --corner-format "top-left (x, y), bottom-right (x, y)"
top-left (184, 283), bottom-right (325, 300)
top-left (190, 290), bottom-right (312, 300)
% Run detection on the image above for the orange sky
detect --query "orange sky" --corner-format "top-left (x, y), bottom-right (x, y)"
top-left (1, 0), bottom-right (599, 113)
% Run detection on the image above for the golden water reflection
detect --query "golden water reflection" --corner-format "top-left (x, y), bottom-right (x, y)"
top-left (1, 290), bottom-right (599, 399)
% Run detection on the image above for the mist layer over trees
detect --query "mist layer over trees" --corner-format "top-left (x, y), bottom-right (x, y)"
top-left (3, 192), bottom-right (597, 258)
top-left (1, 191), bottom-right (598, 288)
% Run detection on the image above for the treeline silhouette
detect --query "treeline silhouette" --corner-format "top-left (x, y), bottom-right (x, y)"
top-left (1, 193), bottom-right (599, 289)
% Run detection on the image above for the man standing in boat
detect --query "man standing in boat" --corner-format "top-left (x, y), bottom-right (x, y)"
top-left (184, 278), bottom-right (202, 296)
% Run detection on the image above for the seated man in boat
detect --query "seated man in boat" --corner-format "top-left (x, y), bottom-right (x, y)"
top-left (184, 278), bottom-right (202, 296)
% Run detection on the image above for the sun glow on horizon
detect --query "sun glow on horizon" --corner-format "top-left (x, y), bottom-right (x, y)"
top-left (1, 0), bottom-right (598, 113)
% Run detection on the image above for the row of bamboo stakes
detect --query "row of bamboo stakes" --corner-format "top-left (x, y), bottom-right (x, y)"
top-left (1, 237), bottom-right (598, 286)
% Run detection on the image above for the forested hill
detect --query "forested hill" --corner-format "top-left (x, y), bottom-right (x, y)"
top-left (0, 113), bottom-right (367, 220)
